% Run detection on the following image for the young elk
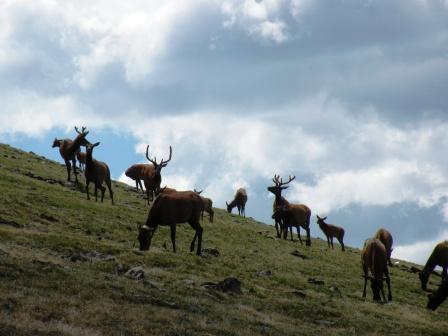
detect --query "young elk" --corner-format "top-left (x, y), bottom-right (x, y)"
top-left (374, 228), bottom-right (393, 266)
top-left (316, 215), bottom-right (345, 251)
top-left (137, 191), bottom-right (204, 255)
top-left (419, 241), bottom-right (448, 291)
top-left (226, 188), bottom-right (247, 217)
top-left (268, 175), bottom-right (311, 245)
top-left (77, 151), bottom-right (87, 172)
top-left (143, 145), bottom-right (172, 204)
top-left (361, 238), bottom-right (392, 302)
top-left (267, 174), bottom-right (293, 238)
top-left (52, 126), bottom-right (90, 182)
top-left (84, 142), bottom-right (114, 205)
top-left (125, 164), bottom-right (148, 192)
top-left (427, 277), bottom-right (448, 310)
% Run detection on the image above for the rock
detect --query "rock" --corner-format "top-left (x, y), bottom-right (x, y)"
top-left (125, 266), bottom-right (145, 280)
top-left (291, 290), bottom-right (306, 298)
top-left (256, 270), bottom-right (272, 277)
top-left (0, 218), bottom-right (23, 228)
top-left (291, 250), bottom-right (309, 259)
top-left (184, 279), bottom-right (195, 286)
top-left (308, 277), bottom-right (325, 285)
top-left (329, 286), bottom-right (342, 296)
top-left (67, 251), bottom-right (117, 263)
top-left (202, 248), bottom-right (220, 258)
top-left (201, 277), bottom-right (242, 294)
top-left (40, 213), bottom-right (58, 222)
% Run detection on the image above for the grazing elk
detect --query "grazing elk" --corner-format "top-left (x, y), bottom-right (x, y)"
top-left (52, 126), bottom-right (90, 182)
top-left (77, 151), bottom-right (87, 172)
top-left (419, 241), bottom-right (448, 291)
top-left (267, 174), bottom-right (294, 238)
top-left (427, 277), bottom-right (448, 310)
top-left (125, 164), bottom-right (148, 192)
top-left (374, 228), bottom-right (393, 266)
top-left (143, 145), bottom-right (172, 204)
top-left (84, 142), bottom-right (114, 205)
top-left (268, 175), bottom-right (311, 245)
top-left (226, 188), bottom-right (248, 217)
top-left (316, 215), bottom-right (345, 251)
top-left (137, 191), bottom-right (204, 255)
top-left (361, 238), bottom-right (392, 302)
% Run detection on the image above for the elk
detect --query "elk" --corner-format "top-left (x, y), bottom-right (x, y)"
top-left (226, 188), bottom-right (247, 217)
top-left (268, 175), bottom-right (311, 245)
top-left (419, 241), bottom-right (448, 291)
top-left (52, 126), bottom-right (90, 182)
top-left (77, 151), bottom-right (87, 172)
top-left (125, 164), bottom-right (148, 192)
top-left (194, 189), bottom-right (213, 223)
top-left (361, 238), bottom-right (392, 302)
top-left (374, 228), bottom-right (393, 266)
top-left (143, 145), bottom-right (172, 204)
top-left (137, 191), bottom-right (204, 255)
top-left (427, 277), bottom-right (448, 310)
top-left (267, 174), bottom-right (294, 238)
top-left (84, 142), bottom-right (114, 205)
top-left (316, 215), bottom-right (345, 251)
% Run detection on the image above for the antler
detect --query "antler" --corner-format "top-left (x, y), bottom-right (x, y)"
top-left (145, 145), bottom-right (173, 168)
top-left (272, 174), bottom-right (295, 187)
top-left (74, 126), bottom-right (87, 135)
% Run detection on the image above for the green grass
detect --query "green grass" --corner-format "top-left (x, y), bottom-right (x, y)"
top-left (0, 142), bottom-right (447, 335)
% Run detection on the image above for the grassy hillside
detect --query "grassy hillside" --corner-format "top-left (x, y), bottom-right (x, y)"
top-left (0, 142), bottom-right (447, 336)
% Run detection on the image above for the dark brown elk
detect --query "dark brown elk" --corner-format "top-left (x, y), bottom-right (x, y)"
top-left (268, 175), bottom-right (311, 245)
top-left (427, 277), bottom-right (448, 310)
top-left (267, 174), bottom-right (294, 238)
top-left (419, 241), bottom-right (448, 291)
top-left (143, 145), bottom-right (172, 204)
top-left (77, 151), bottom-right (87, 172)
top-left (137, 191), bottom-right (204, 255)
top-left (84, 142), bottom-right (114, 205)
top-left (226, 188), bottom-right (247, 217)
top-left (374, 228), bottom-right (393, 266)
top-left (52, 126), bottom-right (90, 182)
top-left (316, 215), bottom-right (345, 251)
top-left (361, 238), bottom-right (392, 302)
top-left (125, 164), bottom-right (148, 192)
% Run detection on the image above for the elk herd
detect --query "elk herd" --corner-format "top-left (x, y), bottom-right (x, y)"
top-left (51, 127), bottom-right (448, 311)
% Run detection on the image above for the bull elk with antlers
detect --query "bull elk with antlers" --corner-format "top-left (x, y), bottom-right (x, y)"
top-left (226, 188), bottom-right (247, 217)
top-left (268, 175), bottom-right (311, 245)
top-left (52, 126), bottom-right (90, 182)
top-left (137, 191), bottom-right (204, 255)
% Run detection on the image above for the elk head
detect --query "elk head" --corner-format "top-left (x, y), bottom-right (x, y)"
top-left (316, 215), bottom-right (327, 225)
top-left (74, 126), bottom-right (91, 147)
top-left (267, 174), bottom-right (296, 197)
top-left (86, 142), bottom-right (100, 158)
top-left (52, 138), bottom-right (61, 148)
top-left (137, 224), bottom-right (155, 251)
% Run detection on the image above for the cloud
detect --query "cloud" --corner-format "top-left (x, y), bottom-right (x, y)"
top-left (394, 231), bottom-right (448, 265)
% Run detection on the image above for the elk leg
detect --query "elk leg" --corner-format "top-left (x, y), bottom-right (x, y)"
top-left (94, 185), bottom-right (98, 202)
top-left (170, 224), bottom-right (176, 253)
top-left (242, 206), bottom-right (245, 217)
top-left (188, 220), bottom-right (203, 255)
top-left (289, 225), bottom-right (293, 241)
top-left (65, 160), bottom-right (71, 181)
top-left (135, 180), bottom-right (139, 192)
top-left (106, 180), bottom-right (114, 205)
top-left (327, 236), bottom-right (330, 248)
top-left (339, 238), bottom-right (345, 251)
top-left (331, 237), bottom-right (334, 249)
top-left (297, 227), bottom-right (303, 244)
top-left (100, 185), bottom-right (105, 202)
top-left (306, 228), bottom-right (311, 246)
top-left (72, 158), bottom-right (78, 182)
top-left (362, 266), bottom-right (368, 298)
top-left (86, 181), bottom-right (90, 200)
top-left (385, 268), bottom-right (392, 301)
top-left (443, 266), bottom-right (447, 280)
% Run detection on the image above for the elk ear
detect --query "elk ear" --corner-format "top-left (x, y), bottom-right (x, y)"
top-left (83, 130), bottom-right (89, 136)
top-left (317, 215), bottom-right (321, 220)
top-left (323, 216), bottom-right (327, 220)
top-left (226, 201), bottom-right (229, 206)
top-left (93, 142), bottom-right (100, 147)
top-left (280, 186), bottom-right (288, 190)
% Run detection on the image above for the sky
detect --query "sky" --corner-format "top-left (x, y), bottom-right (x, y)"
top-left (1, 0), bottom-right (448, 265)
